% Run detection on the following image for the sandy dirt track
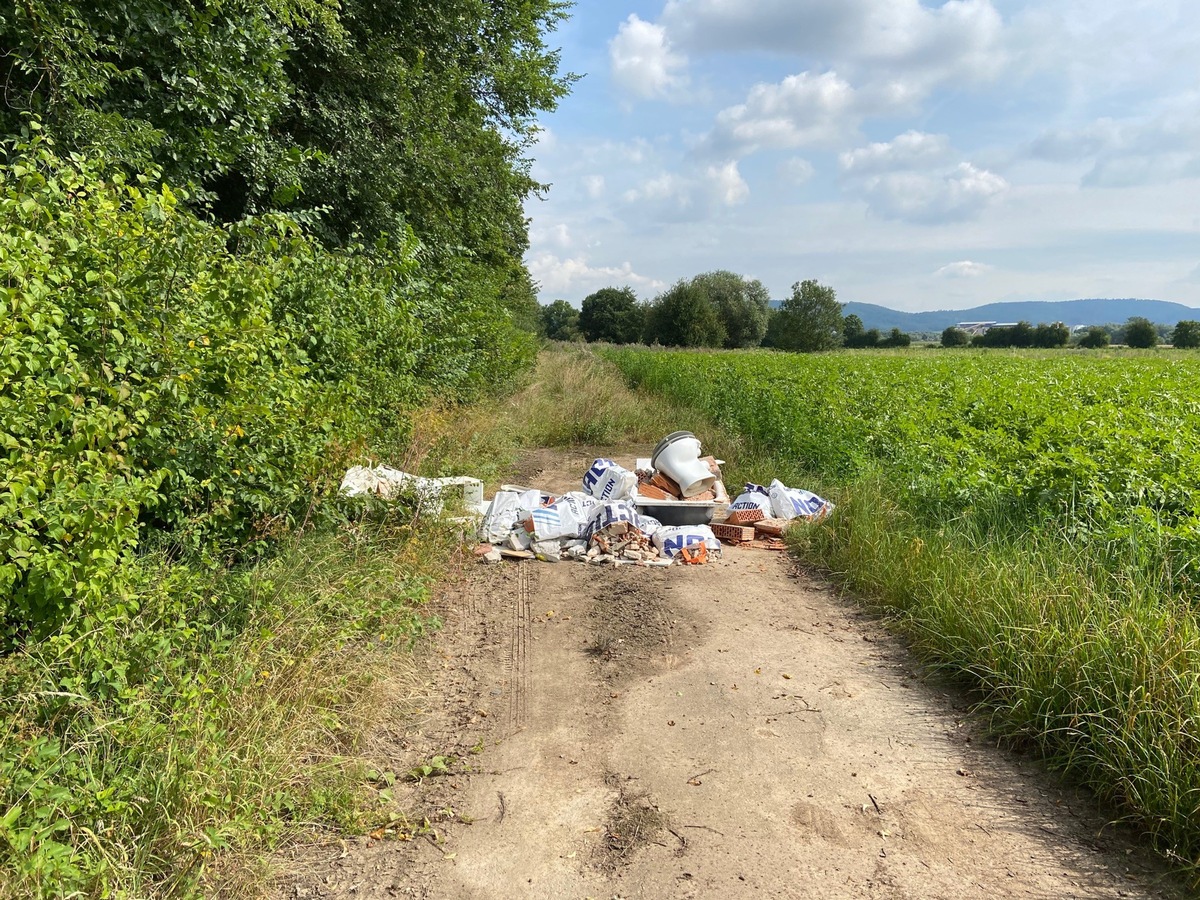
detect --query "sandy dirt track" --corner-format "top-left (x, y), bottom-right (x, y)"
top-left (273, 449), bottom-right (1188, 900)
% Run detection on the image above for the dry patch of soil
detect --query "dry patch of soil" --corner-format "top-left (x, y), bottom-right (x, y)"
top-left (270, 448), bottom-right (1190, 900)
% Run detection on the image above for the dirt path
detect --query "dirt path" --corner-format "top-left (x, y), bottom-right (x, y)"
top-left (274, 449), bottom-right (1188, 900)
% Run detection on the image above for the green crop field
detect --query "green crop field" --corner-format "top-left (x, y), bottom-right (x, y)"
top-left (606, 348), bottom-right (1200, 574)
top-left (603, 346), bottom-right (1200, 875)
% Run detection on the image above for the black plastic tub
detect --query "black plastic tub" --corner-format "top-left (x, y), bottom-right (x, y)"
top-left (634, 499), bottom-right (716, 526)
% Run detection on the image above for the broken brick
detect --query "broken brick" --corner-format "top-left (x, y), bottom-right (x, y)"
top-left (711, 523), bottom-right (756, 543)
top-left (726, 508), bottom-right (765, 525)
top-left (650, 472), bottom-right (684, 498)
top-left (636, 482), bottom-right (674, 501)
top-left (754, 518), bottom-right (790, 537)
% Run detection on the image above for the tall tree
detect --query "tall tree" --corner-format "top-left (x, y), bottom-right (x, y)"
top-left (767, 280), bottom-right (843, 352)
top-left (541, 299), bottom-right (581, 341)
top-left (688, 270), bottom-right (770, 348)
top-left (941, 326), bottom-right (970, 347)
top-left (644, 280), bottom-right (726, 348)
top-left (1124, 317), bottom-right (1159, 349)
top-left (1172, 320), bottom-right (1200, 349)
top-left (0, 0), bottom-right (576, 257)
top-left (579, 287), bottom-right (643, 344)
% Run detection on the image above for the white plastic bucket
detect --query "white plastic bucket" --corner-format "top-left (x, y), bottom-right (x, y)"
top-left (651, 432), bottom-right (717, 498)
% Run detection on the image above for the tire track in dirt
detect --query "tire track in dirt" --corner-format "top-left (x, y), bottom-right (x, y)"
top-left (507, 561), bottom-right (531, 731)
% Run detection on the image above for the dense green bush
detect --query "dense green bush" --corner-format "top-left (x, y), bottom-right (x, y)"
top-left (0, 133), bottom-right (527, 638)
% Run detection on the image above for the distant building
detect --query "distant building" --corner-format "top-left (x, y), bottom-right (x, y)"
top-left (955, 321), bottom-right (994, 335)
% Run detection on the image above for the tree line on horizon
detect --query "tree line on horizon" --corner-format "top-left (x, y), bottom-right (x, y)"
top-left (539, 275), bottom-right (1200, 352)
top-left (539, 274), bottom-right (911, 352)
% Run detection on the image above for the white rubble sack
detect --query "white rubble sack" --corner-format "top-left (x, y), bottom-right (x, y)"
top-left (768, 479), bottom-right (834, 521)
top-left (340, 466), bottom-right (482, 513)
top-left (528, 492), bottom-right (597, 542)
top-left (654, 525), bottom-right (720, 559)
top-left (728, 483), bottom-right (773, 515)
top-left (582, 458), bottom-right (638, 502)
top-left (587, 500), bottom-right (641, 538)
top-left (479, 491), bottom-right (523, 543)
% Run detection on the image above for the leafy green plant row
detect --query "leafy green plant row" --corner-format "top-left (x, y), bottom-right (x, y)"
top-left (0, 134), bottom-right (533, 638)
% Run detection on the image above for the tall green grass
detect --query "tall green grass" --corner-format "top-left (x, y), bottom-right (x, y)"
top-left (787, 481), bottom-right (1199, 868)
top-left (0, 516), bottom-right (454, 899)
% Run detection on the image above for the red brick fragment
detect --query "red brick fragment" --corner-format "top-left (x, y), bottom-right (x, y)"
top-left (636, 483), bottom-right (674, 501)
top-left (650, 472), bottom-right (683, 499)
top-left (712, 523), bottom-right (756, 543)
top-left (726, 508), bottom-right (765, 525)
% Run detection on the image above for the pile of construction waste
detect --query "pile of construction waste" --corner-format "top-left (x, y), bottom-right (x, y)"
top-left (339, 431), bottom-right (833, 567)
top-left (474, 431), bottom-right (833, 566)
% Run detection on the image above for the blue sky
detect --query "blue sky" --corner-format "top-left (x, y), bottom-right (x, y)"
top-left (523, 1), bottom-right (1200, 312)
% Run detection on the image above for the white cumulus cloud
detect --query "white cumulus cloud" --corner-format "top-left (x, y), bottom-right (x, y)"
top-left (839, 131), bottom-right (1008, 224)
top-left (527, 253), bottom-right (666, 298)
top-left (661, 0), bottom-right (1007, 103)
top-left (622, 161), bottom-right (749, 221)
top-left (707, 161), bottom-right (750, 205)
top-left (705, 71), bottom-right (859, 156)
top-left (610, 14), bottom-right (689, 100)
top-left (840, 131), bottom-right (953, 177)
top-left (855, 162), bottom-right (1008, 224)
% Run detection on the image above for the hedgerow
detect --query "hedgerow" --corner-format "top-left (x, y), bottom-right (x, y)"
top-left (0, 132), bottom-right (536, 896)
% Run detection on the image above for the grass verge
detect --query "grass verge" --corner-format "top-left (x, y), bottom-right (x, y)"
top-left (786, 481), bottom-right (1200, 877)
top-left (0, 512), bottom-right (462, 899)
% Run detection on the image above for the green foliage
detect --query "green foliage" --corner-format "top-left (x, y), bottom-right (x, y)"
top-left (1173, 320), bottom-right (1200, 349)
top-left (941, 326), bottom-right (970, 347)
top-left (970, 321), bottom-right (1069, 349)
top-left (0, 523), bottom-right (443, 898)
top-left (768, 280), bottom-right (843, 352)
top-left (407, 754), bottom-right (455, 782)
top-left (0, 0), bottom-right (575, 248)
top-left (0, 0), bottom-right (576, 371)
top-left (842, 313), bottom-right (873, 348)
top-left (879, 327), bottom-right (911, 348)
top-left (1125, 316), bottom-right (1159, 349)
top-left (689, 270), bottom-right (770, 349)
top-left (0, 0), bottom-right (296, 193)
top-left (0, 135), bottom-right (511, 638)
top-left (579, 286), bottom-right (644, 344)
top-left (541, 299), bottom-right (581, 341)
top-left (1034, 322), bottom-right (1070, 347)
top-left (1078, 325), bottom-right (1111, 349)
top-left (644, 280), bottom-right (726, 348)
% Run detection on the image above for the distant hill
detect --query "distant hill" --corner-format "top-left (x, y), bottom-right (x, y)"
top-left (838, 299), bottom-right (1200, 333)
